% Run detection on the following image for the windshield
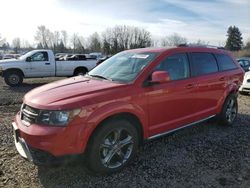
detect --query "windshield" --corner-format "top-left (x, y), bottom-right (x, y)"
top-left (88, 51), bottom-right (158, 83)
top-left (18, 51), bottom-right (36, 60)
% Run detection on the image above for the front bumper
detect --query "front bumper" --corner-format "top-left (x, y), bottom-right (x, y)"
top-left (13, 122), bottom-right (33, 161)
top-left (239, 83), bottom-right (250, 92)
top-left (14, 112), bottom-right (87, 156)
top-left (12, 122), bottom-right (81, 165)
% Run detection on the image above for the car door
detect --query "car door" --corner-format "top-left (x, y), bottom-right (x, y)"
top-left (145, 53), bottom-right (198, 137)
top-left (189, 52), bottom-right (226, 118)
top-left (29, 51), bottom-right (53, 77)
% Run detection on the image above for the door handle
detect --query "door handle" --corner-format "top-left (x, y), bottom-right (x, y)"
top-left (219, 77), bottom-right (226, 81)
top-left (185, 83), bottom-right (195, 89)
top-left (45, 63), bottom-right (50, 65)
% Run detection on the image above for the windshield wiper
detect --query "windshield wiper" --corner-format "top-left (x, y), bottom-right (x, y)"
top-left (88, 74), bottom-right (112, 81)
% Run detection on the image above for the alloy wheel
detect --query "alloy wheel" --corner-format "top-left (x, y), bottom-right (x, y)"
top-left (99, 128), bottom-right (134, 169)
top-left (225, 98), bottom-right (237, 123)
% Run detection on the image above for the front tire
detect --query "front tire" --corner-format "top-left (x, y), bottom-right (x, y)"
top-left (218, 94), bottom-right (238, 126)
top-left (86, 119), bottom-right (139, 174)
top-left (4, 71), bottom-right (23, 87)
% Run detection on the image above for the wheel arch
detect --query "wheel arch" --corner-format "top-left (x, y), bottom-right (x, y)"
top-left (217, 85), bottom-right (239, 114)
top-left (3, 68), bottom-right (24, 77)
top-left (73, 66), bottom-right (88, 75)
top-left (82, 111), bottom-right (146, 154)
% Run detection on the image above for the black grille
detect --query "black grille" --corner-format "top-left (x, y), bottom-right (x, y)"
top-left (243, 88), bottom-right (250, 91)
top-left (20, 104), bottom-right (39, 126)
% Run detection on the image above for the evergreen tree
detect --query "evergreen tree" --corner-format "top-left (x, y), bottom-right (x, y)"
top-left (225, 26), bottom-right (243, 51)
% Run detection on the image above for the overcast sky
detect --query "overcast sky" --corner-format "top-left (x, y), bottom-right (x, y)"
top-left (0, 0), bottom-right (249, 46)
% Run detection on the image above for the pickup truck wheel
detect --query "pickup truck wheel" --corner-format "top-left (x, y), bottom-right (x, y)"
top-left (87, 119), bottom-right (139, 174)
top-left (74, 69), bottom-right (87, 76)
top-left (4, 71), bottom-right (23, 86)
top-left (218, 94), bottom-right (238, 126)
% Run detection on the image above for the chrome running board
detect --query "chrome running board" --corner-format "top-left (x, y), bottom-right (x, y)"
top-left (147, 115), bottom-right (216, 140)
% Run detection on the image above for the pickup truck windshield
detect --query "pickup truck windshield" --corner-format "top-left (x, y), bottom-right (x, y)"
top-left (88, 51), bottom-right (158, 83)
top-left (18, 51), bottom-right (43, 61)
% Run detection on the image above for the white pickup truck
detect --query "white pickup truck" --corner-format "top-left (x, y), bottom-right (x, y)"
top-left (0, 49), bottom-right (97, 86)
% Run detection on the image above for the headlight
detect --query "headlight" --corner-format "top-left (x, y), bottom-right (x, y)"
top-left (37, 109), bottom-right (81, 126)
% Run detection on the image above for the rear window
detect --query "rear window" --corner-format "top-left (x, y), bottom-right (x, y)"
top-left (190, 53), bottom-right (218, 76)
top-left (238, 60), bottom-right (244, 67)
top-left (78, 55), bottom-right (86, 60)
top-left (215, 54), bottom-right (237, 71)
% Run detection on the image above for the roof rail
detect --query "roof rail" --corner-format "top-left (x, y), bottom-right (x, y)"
top-left (177, 43), bottom-right (225, 50)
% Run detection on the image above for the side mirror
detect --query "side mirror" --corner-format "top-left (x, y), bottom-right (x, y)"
top-left (26, 57), bottom-right (31, 62)
top-left (150, 71), bottom-right (171, 84)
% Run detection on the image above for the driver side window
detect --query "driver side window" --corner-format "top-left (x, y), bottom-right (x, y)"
top-left (154, 53), bottom-right (190, 81)
top-left (31, 52), bottom-right (48, 62)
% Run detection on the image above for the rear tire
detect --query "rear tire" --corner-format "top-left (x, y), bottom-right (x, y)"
top-left (218, 94), bottom-right (238, 126)
top-left (74, 69), bottom-right (87, 76)
top-left (86, 119), bottom-right (139, 174)
top-left (4, 71), bottom-right (23, 87)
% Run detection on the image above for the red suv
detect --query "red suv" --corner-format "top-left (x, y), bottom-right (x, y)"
top-left (12, 46), bottom-right (244, 174)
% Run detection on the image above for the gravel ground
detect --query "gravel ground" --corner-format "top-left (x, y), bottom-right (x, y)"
top-left (0, 77), bottom-right (250, 188)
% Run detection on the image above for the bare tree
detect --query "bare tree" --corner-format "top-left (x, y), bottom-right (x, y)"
top-left (77, 36), bottom-right (86, 52)
top-left (88, 32), bottom-right (101, 52)
top-left (102, 25), bottom-right (152, 54)
top-left (0, 34), bottom-right (6, 47)
top-left (71, 33), bottom-right (78, 53)
top-left (61, 30), bottom-right (68, 48)
top-left (245, 39), bottom-right (250, 49)
top-left (161, 33), bottom-right (187, 47)
top-left (34, 25), bottom-right (52, 48)
top-left (12, 37), bottom-right (21, 53)
top-left (21, 40), bottom-right (31, 48)
top-left (2, 42), bottom-right (10, 52)
top-left (71, 33), bottom-right (85, 53)
top-left (58, 40), bottom-right (66, 52)
top-left (21, 39), bottom-right (33, 51)
top-left (52, 31), bottom-right (60, 47)
top-left (102, 31), bottom-right (111, 55)
top-left (130, 27), bottom-right (151, 48)
top-left (193, 39), bottom-right (209, 45)
top-left (47, 31), bottom-right (55, 49)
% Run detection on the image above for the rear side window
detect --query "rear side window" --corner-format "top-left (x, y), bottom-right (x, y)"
top-left (215, 54), bottom-right (237, 71)
top-left (243, 60), bottom-right (250, 66)
top-left (238, 60), bottom-right (250, 67)
top-left (190, 53), bottom-right (218, 76)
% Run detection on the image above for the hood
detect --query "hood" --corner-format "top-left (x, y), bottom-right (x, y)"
top-left (244, 71), bottom-right (250, 78)
top-left (24, 76), bottom-right (125, 110)
top-left (0, 59), bottom-right (19, 65)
